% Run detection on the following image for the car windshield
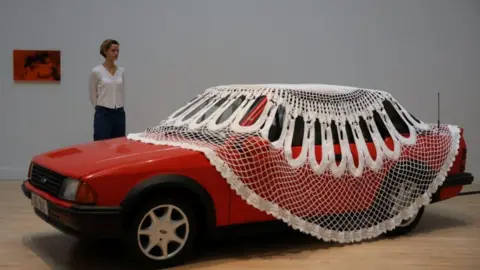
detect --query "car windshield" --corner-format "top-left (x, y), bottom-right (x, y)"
top-left (152, 95), bottom-right (267, 144)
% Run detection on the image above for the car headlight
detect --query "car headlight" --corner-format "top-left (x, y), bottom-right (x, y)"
top-left (59, 178), bottom-right (80, 201)
top-left (59, 178), bottom-right (97, 204)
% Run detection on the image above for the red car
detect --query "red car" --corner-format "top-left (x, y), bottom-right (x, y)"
top-left (22, 84), bottom-right (473, 269)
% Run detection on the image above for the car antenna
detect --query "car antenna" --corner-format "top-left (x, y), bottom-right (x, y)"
top-left (437, 92), bottom-right (440, 131)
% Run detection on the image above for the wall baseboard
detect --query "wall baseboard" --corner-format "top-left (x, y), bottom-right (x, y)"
top-left (0, 167), bottom-right (27, 180)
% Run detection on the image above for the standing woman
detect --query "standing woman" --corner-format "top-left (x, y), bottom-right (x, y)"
top-left (89, 39), bottom-right (126, 141)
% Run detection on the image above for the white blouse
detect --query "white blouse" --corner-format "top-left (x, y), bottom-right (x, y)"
top-left (89, 64), bottom-right (125, 109)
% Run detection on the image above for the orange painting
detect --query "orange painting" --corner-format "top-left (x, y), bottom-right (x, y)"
top-left (13, 50), bottom-right (61, 82)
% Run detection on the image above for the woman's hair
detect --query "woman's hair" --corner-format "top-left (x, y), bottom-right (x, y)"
top-left (100, 39), bottom-right (119, 58)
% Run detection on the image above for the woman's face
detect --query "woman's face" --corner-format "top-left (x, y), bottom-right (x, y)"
top-left (105, 44), bottom-right (119, 61)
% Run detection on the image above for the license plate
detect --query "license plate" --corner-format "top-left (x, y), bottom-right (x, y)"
top-left (31, 193), bottom-right (49, 216)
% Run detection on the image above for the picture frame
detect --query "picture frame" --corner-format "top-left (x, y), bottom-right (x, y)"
top-left (13, 49), bottom-right (61, 82)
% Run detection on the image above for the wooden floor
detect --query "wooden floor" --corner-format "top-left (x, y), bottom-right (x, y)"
top-left (1, 180), bottom-right (479, 270)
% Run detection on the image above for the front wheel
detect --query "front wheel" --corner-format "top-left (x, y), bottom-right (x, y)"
top-left (125, 196), bottom-right (198, 269)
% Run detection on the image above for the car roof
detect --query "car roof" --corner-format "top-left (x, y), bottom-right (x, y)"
top-left (211, 84), bottom-right (388, 95)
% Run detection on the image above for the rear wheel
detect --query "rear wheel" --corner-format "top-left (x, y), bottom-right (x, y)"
top-left (385, 175), bottom-right (426, 236)
top-left (376, 160), bottom-right (430, 236)
top-left (125, 195), bottom-right (198, 269)
top-left (386, 206), bottom-right (425, 236)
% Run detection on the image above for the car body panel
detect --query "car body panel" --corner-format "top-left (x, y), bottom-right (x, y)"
top-left (25, 91), bottom-right (472, 231)
top-left (31, 137), bottom-right (233, 226)
top-left (227, 131), bottom-right (468, 225)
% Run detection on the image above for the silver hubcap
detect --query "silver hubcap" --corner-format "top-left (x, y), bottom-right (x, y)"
top-left (398, 212), bottom-right (417, 227)
top-left (137, 204), bottom-right (189, 260)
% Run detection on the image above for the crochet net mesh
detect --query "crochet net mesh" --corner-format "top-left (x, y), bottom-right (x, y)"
top-left (127, 84), bottom-right (461, 243)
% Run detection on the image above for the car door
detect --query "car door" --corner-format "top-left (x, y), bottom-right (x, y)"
top-left (227, 96), bottom-right (278, 225)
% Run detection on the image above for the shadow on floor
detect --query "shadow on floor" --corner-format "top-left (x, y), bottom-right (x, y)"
top-left (21, 209), bottom-right (468, 270)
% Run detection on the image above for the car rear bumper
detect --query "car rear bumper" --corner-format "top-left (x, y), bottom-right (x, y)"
top-left (441, 172), bottom-right (474, 187)
top-left (22, 180), bottom-right (124, 239)
top-left (431, 172), bottom-right (474, 203)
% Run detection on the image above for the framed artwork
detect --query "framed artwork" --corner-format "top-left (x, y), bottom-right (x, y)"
top-left (13, 49), bottom-right (61, 82)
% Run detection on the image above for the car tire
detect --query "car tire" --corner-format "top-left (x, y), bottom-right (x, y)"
top-left (386, 206), bottom-right (425, 237)
top-left (125, 195), bottom-right (198, 269)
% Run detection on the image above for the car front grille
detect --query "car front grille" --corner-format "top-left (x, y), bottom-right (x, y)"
top-left (29, 163), bottom-right (67, 196)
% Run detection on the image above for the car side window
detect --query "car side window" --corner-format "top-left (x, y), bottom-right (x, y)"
top-left (312, 117), bottom-right (373, 145)
top-left (314, 119), bottom-right (322, 145)
top-left (182, 97), bottom-right (214, 121)
top-left (290, 116), bottom-right (305, 147)
top-left (268, 106), bottom-right (408, 146)
top-left (215, 95), bottom-right (246, 124)
top-left (382, 100), bottom-right (410, 134)
top-left (313, 120), bottom-right (356, 146)
top-left (310, 101), bottom-right (412, 146)
top-left (373, 111), bottom-right (392, 139)
top-left (239, 95), bottom-right (267, 125)
top-left (344, 121), bottom-right (355, 144)
top-left (195, 95), bottom-right (230, 123)
top-left (359, 117), bottom-right (373, 143)
top-left (268, 105), bottom-right (285, 142)
top-left (330, 121), bottom-right (340, 145)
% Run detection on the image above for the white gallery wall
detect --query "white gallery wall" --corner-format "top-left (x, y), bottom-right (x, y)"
top-left (0, 0), bottom-right (479, 181)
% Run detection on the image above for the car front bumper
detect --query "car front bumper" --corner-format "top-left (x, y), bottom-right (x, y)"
top-left (22, 180), bottom-right (124, 239)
